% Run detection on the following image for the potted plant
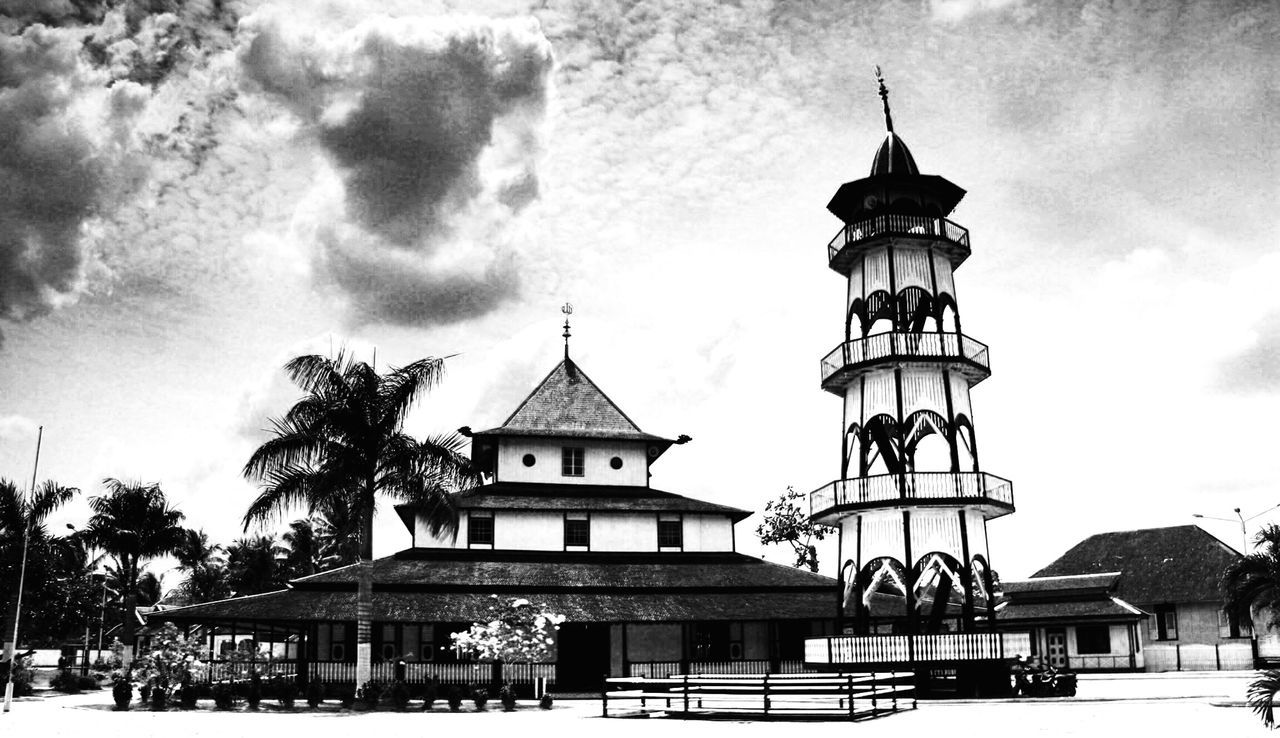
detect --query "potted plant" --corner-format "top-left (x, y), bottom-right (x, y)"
top-left (389, 680), bottom-right (410, 711)
top-left (354, 680), bottom-right (382, 710)
top-left (420, 677), bottom-right (438, 711)
top-left (179, 676), bottom-right (198, 709)
top-left (499, 683), bottom-right (517, 712)
top-left (246, 671), bottom-right (262, 710)
top-left (212, 682), bottom-right (235, 710)
top-left (471, 685), bottom-right (489, 711)
top-left (306, 679), bottom-right (325, 708)
top-left (539, 693), bottom-right (553, 710)
top-left (112, 675), bottom-right (133, 711)
top-left (149, 683), bottom-right (168, 711)
top-left (275, 676), bottom-right (298, 709)
top-left (447, 685), bottom-right (463, 712)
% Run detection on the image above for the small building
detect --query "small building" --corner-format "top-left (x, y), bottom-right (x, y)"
top-left (995, 573), bottom-right (1147, 672)
top-left (1001, 525), bottom-right (1252, 672)
top-left (157, 350), bottom-right (837, 690)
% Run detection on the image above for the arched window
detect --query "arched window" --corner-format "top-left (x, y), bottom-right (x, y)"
top-left (859, 557), bottom-right (909, 620)
top-left (861, 414), bottom-right (902, 475)
top-left (952, 417), bottom-right (979, 472)
top-left (913, 552), bottom-right (966, 633)
top-left (903, 410), bottom-right (950, 472)
top-left (896, 288), bottom-right (935, 333)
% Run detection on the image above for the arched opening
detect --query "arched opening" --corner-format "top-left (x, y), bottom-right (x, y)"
top-left (938, 298), bottom-right (960, 334)
top-left (842, 424), bottom-right (861, 478)
top-left (859, 557), bottom-right (909, 633)
top-left (896, 288), bottom-right (935, 333)
top-left (840, 559), bottom-right (859, 615)
top-left (970, 556), bottom-right (993, 615)
top-left (903, 410), bottom-right (951, 473)
top-left (952, 417), bottom-right (979, 472)
top-left (889, 197), bottom-right (923, 216)
top-left (861, 414), bottom-right (902, 476)
top-left (863, 291), bottom-right (894, 338)
top-left (913, 552), bottom-right (966, 633)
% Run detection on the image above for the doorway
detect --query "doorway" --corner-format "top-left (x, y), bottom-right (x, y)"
top-left (555, 623), bottom-right (611, 691)
top-left (1046, 629), bottom-right (1068, 669)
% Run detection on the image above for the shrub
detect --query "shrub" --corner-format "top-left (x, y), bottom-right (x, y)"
top-left (420, 677), bottom-right (438, 710)
top-left (51, 669), bottom-right (82, 693)
top-left (139, 682), bottom-right (152, 705)
top-left (499, 683), bottom-right (516, 711)
top-left (112, 677), bottom-right (133, 710)
top-left (471, 685), bottom-right (489, 711)
top-left (149, 685), bottom-right (168, 711)
top-left (446, 686), bottom-right (463, 712)
top-left (178, 679), bottom-right (198, 709)
top-left (78, 675), bottom-right (101, 690)
top-left (212, 682), bottom-right (236, 710)
top-left (306, 679), bottom-right (325, 708)
top-left (538, 693), bottom-right (553, 710)
top-left (388, 680), bottom-right (410, 711)
top-left (355, 680), bottom-right (383, 709)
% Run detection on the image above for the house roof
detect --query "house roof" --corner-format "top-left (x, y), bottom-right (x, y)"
top-left (472, 358), bottom-right (671, 444)
top-left (996, 596), bottom-right (1146, 624)
top-left (151, 549), bottom-right (836, 624)
top-left (148, 588), bottom-right (835, 624)
top-left (1031, 525), bottom-right (1240, 605)
top-left (395, 483), bottom-right (752, 530)
top-left (1002, 572), bottom-right (1122, 596)
top-left (286, 549), bottom-right (834, 591)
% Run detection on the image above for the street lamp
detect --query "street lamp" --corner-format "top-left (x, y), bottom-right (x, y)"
top-left (1193, 503), bottom-right (1280, 553)
top-left (3, 425), bottom-right (41, 715)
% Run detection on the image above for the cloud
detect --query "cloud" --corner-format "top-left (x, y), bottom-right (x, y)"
top-left (0, 414), bottom-right (39, 442)
top-left (929, 0), bottom-right (1023, 23)
top-left (238, 11), bottom-right (555, 328)
top-left (1218, 312), bottom-right (1280, 394)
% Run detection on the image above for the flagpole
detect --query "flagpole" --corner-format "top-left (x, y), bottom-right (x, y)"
top-left (3, 426), bottom-right (43, 714)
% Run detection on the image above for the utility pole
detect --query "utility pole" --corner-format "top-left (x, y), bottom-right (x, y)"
top-left (3, 426), bottom-right (43, 714)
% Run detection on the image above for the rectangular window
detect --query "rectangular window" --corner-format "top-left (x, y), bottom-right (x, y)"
top-left (468, 512), bottom-right (494, 547)
top-left (564, 517), bottom-right (590, 548)
top-left (1153, 604), bottom-right (1178, 641)
top-left (562, 446), bottom-right (585, 477)
top-left (658, 517), bottom-right (683, 549)
top-left (1075, 625), bottom-right (1111, 654)
top-left (1220, 608), bottom-right (1253, 639)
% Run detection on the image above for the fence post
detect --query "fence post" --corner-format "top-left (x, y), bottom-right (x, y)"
top-left (763, 673), bottom-right (769, 717)
top-left (601, 673), bottom-right (608, 718)
top-left (683, 674), bottom-right (690, 715)
top-left (1216, 644), bottom-right (1221, 671)
top-left (847, 674), bottom-right (856, 719)
top-left (1176, 644), bottom-right (1181, 671)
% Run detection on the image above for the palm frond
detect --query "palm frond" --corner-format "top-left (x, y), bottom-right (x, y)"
top-left (27, 480), bottom-right (78, 523)
top-left (378, 356), bottom-right (450, 429)
top-left (1250, 670), bottom-right (1280, 729)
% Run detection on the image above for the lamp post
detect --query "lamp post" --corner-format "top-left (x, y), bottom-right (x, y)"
top-left (3, 426), bottom-right (42, 714)
top-left (1193, 503), bottom-right (1280, 553)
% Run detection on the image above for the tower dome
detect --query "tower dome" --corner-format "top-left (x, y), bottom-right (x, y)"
top-left (869, 131), bottom-right (919, 176)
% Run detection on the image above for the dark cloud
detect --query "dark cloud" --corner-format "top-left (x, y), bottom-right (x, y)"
top-left (239, 13), bottom-right (554, 328)
top-left (1218, 313), bottom-right (1280, 394)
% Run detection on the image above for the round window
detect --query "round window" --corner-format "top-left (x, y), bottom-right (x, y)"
top-left (610, 456), bottom-right (623, 470)
top-left (522, 453), bottom-right (536, 467)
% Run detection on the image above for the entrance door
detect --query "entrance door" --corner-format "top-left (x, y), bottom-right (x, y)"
top-left (1046, 629), bottom-right (1068, 669)
top-left (555, 623), bottom-right (611, 691)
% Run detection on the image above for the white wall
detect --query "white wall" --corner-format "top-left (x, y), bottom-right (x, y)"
top-left (416, 510), bottom-right (736, 551)
top-left (496, 438), bottom-right (649, 486)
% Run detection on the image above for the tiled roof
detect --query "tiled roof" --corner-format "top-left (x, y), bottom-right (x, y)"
top-left (1031, 525), bottom-right (1240, 605)
top-left (290, 549), bottom-right (835, 591)
top-left (1002, 573), bottom-right (1121, 596)
top-left (474, 359), bottom-right (669, 442)
top-left (441, 483), bottom-right (750, 521)
top-left (151, 588), bottom-right (835, 624)
top-left (996, 597), bottom-right (1146, 623)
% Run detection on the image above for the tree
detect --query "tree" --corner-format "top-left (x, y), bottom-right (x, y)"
top-left (173, 529), bottom-right (229, 605)
top-left (755, 486), bottom-right (828, 572)
top-left (242, 351), bottom-right (482, 684)
top-left (451, 597), bottom-right (565, 665)
top-left (281, 519), bottom-right (318, 579)
top-left (1224, 524), bottom-right (1280, 728)
top-left (79, 479), bottom-right (186, 665)
top-left (225, 534), bottom-right (286, 596)
top-left (313, 501), bottom-right (361, 571)
top-left (1, 478), bottom-right (78, 656)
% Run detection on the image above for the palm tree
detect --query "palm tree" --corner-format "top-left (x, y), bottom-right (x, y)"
top-left (225, 534), bottom-right (286, 596)
top-left (1, 479), bottom-right (78, 656)
top-left (282, 519), bottom-right (319, 579)
top-left (313, 501), bottom-right (361, 571)
top-left (173, 529), bottom-right (229, 604)
top-left (242, 351), bottom-right (481, 684)
top-left (1224, 524), bottom-right (1280, 728)
top-left (79, 479), bottom-right (186, 665)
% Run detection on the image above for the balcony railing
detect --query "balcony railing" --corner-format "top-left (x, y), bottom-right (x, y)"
top-left (820, 332), bottom-right (989, 388)
top-left (809, 472), bottom-right (1014, 520)
top-left (828, 214), bottom-right (970, 265)
top-left (805, 632), bottom-right (1031, 666)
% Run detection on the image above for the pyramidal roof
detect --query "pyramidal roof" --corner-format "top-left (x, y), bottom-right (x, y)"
top-left (475, 358), bottom-right (671, 443)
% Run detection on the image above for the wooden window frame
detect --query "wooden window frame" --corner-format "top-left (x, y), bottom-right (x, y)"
top-left (564, 513), bottom-right (590, 550)
top-left (467, 512), bottom-right (494, 548)
top-left (561, 446), bottom-right (585, 477)
top-left (658, 515), bottom-right (683, 550)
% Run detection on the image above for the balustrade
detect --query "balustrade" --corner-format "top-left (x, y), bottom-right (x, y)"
top-left (828, 214), bottom-right (970, 264)
top-left (806, 632), bottom-right (1031, 665)
top-left (809, 472), bottom-right (1014, 519)
top-left (820, 332), bottom-right (989, 387)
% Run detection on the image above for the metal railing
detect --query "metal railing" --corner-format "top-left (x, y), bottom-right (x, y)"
top-left (627, 660), bottom-right (812, 678)
top-left (805, 632), bottom-right (1031, 665)
top-left (828, 214), bottom-right (970, 263)
top-left (820, 331), bottom-right (989, 385)
top-left (810, 472), bottom-right (1014, 518)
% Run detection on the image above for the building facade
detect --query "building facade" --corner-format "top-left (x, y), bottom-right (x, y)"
top-left (159, 351), bottom-right (837, 690)
top-left (996, 573), bottom-right (1147, 672)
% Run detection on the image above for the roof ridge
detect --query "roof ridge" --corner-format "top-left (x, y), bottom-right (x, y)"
top-left (499, 359), bottom-right (570, 427)
top-left (565, 359), bottom-right (644, 433)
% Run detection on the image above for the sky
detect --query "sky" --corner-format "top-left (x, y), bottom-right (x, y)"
top-left (0, 0), bottom-right (1277, 590)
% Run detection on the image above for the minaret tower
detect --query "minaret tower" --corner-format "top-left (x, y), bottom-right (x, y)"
top-left (809, 70), bottom-right (1014, 637)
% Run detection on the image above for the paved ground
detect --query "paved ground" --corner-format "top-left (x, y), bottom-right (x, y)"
top-left (0, 672), bottom-right (1268, 736)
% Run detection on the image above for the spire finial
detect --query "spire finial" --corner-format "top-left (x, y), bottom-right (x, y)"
top-left (874, 64), bottom-right (894, 133)
top-left (561, 302), bottom-right (574, 359)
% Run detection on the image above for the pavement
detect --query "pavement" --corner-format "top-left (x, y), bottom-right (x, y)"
top-left (0, 671), bottom-right (1268, 737)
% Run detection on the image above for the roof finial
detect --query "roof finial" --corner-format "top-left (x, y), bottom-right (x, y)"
top-left (561, 302), bottom-right (574, 360)
top-left (874, 64), bottom-right (894, 133)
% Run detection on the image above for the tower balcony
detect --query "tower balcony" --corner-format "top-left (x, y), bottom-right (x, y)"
top-left (820, 332), bottom-right (990, 394)
top-left (828, 214), bottom-right (970, 275)
top-left (809, 472), bottom-right (1014, 525)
